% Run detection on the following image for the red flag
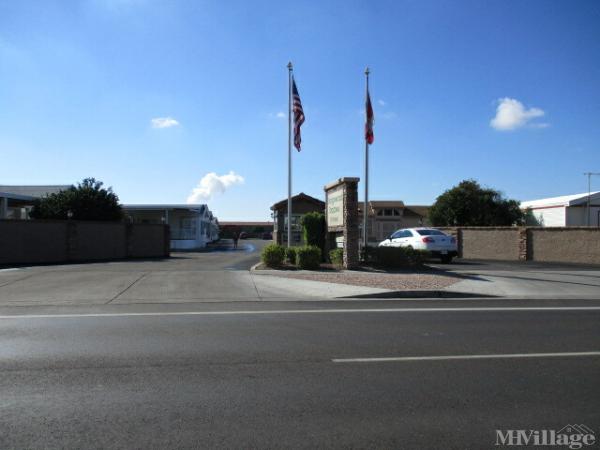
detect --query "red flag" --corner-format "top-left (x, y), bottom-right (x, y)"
top-left (365, 90), bottom-right (374, 144)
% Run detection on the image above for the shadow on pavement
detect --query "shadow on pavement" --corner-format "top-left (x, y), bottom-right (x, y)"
top-left (436, 259), bottom-right (600, 271)
top-left (339, 290), bottom-right (499, 299)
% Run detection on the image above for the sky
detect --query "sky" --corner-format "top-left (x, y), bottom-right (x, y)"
top-left (1, 0), bottom-right (599, 221)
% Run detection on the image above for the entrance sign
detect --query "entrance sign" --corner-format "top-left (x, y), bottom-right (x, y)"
top-left (324, 177), bottom-right (360, 269)
top-left (326, 188), bottom-right (344, 227)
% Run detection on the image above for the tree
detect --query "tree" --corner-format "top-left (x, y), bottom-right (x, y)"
top-left (300, 212), bottom-right (326, 256)
top-left (428, 179), bottom-right (524, 226)
top-left (30, 178), bottom-right (123, 221)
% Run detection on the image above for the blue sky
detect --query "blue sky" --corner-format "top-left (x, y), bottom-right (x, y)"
top-left (1, 0), bottom-right (599, 220)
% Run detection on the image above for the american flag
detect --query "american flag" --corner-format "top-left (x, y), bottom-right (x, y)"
top-left (292, 77), bottom-right (305, 151)
top-left (365, 89), bottom-right (374, 144)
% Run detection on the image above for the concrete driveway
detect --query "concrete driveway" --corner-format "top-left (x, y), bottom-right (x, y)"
top-left (429, 259), bottom-right (600, 298)
top-left (0, 240), bottom-right (385, 307)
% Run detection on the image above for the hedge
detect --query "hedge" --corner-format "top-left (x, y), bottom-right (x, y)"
top-left (285, 246), bottom-right (298, 265)
top-left (261, 244), bottom-right (285, 268)
top-left (329, 248), bottom-right (344, 267)
top-left (296, 245), bottom-right (322, 270)
top-left (363, 246), bottom-right (428, 269)
top-left (300, 212), bottom-right (326, 259)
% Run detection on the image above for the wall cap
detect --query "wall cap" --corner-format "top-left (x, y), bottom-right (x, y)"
top-left (436, 226), bottom-right (600, 231)
top-left (324, 177), bottom-right (360, 191)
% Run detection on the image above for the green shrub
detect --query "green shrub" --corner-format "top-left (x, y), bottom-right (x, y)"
top-left (261, 244), bottom-right (285, 268)
top-left (300, 212), bottom-right (326, 258)
top-left (329, 248), bottom-right (344, 266)
top-left (285, 246), bottom-right (298, 265)
top-left (296, 245), bottom-right (322, 270)
top-left (364, 246), bottom-right (428, 269)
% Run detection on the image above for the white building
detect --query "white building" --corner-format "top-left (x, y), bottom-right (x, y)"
top-left (521, 192), bottom-right (600, 227)
top-left (123, 204), bottom-right (219, 250)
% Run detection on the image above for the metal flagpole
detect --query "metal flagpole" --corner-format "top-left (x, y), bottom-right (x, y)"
top-left (287, 62), bottom-right (293, 247)
top-left (363, 67), bottom-right (370, 255)
top-left (588, 172), bottom-right (591, 226)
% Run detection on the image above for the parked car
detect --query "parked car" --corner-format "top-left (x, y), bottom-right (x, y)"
top-left (239, 232), bottom-right (248, 239)
top-left (262, 232), bottom-right (273, 240)
top-left (378, 227), bottom-right (458, 263)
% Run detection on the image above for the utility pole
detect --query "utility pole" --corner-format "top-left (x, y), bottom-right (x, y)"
top-left (584, 172), bottom-right (600, 226)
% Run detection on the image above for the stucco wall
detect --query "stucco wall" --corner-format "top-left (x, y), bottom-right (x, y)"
top-left (70, 222), bottom-right (127, 261)
top-left (529, 228), bottom-right (600, 264)
top-left (0, 221), bottom-right (68, 264)
top-left (129, 224), bottom-right (171, 257)
top-left (0, 220), bottom-right (169, 265)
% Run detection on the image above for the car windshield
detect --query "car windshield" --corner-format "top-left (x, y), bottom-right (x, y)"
top-left (416, 229), bottom-right (446, 236)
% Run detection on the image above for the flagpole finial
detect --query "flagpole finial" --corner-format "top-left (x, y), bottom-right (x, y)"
top-left (365, 66), bottom-right (370, 76)
top-left (287, 61), bottom-right (293, 71)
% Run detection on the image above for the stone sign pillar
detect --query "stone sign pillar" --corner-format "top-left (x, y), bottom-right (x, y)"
top-left (324, 177), bottom-right (360, 269)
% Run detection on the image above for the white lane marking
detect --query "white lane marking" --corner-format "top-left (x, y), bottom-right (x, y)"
top-left (0, 306), bottom-right (599, 320)
top-left (332, 351), bottom-right (600, 363)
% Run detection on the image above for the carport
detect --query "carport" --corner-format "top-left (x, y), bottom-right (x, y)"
top-left (0, 191), bottom-right (37, 220)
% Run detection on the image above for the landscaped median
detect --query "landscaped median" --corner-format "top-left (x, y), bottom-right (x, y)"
top-left (255, 243), bottom-right (465, 292)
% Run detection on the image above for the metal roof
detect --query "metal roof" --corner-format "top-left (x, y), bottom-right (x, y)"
top-left (219, 221), bottom-right (273, 227)
top-left (123, 204), bottom-right (207, 212)
top-left (0, 185), bottom-right (71, 198)
top-left (520, 192), bottom-right (600, 209)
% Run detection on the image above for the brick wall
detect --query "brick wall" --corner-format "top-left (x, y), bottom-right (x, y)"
top-left (0, 220), bottom-right (169, 265)
top-left (439, 226), bottom-right (600, 264)
top-left (461, 228), bottom-right (521, 260)
top-left (528, 228), bottom-right (600, 264)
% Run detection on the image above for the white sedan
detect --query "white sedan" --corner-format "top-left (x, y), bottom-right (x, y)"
top-left (378, 227), bottom-right (458, 263)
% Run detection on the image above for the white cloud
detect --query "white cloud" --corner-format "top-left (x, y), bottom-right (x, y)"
top-left (529, 122), bottom-right (550, 129)
top-left (151, 117), bottom-right (180, 129)
top-left (380, 112), bottom-right (397, 120)
top-left (358, 104), bottom-right (396, 119)
top-left (378, 99), bottom-right (386, 106)
top-left (268, 111), bottom-right (286, 119)
top-left (186, 171), bottom-right (245, 204)
top-left (490, 98), bottom-right (546, 131)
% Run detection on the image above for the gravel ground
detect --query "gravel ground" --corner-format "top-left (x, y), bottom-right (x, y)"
top-left (261, 269), bottom-right (462, 291)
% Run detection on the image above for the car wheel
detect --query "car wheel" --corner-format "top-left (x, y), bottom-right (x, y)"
top-left (440, 255), bottom-right (453, 264)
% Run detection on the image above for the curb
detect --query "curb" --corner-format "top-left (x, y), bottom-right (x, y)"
top-left (339, 290), bottom-right (498, 299)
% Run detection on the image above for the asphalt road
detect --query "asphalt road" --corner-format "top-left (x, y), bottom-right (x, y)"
top-left (1, 299), bottom-right (599, 449)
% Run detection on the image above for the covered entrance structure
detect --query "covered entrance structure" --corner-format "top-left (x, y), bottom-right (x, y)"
top-left (123, 204), bottom-right (219, 250)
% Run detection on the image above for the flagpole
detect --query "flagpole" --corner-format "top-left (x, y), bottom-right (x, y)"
top-left (363, 66), bottom-right (370, 255)
top-left (287, 62), bottom-right (293, 248)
